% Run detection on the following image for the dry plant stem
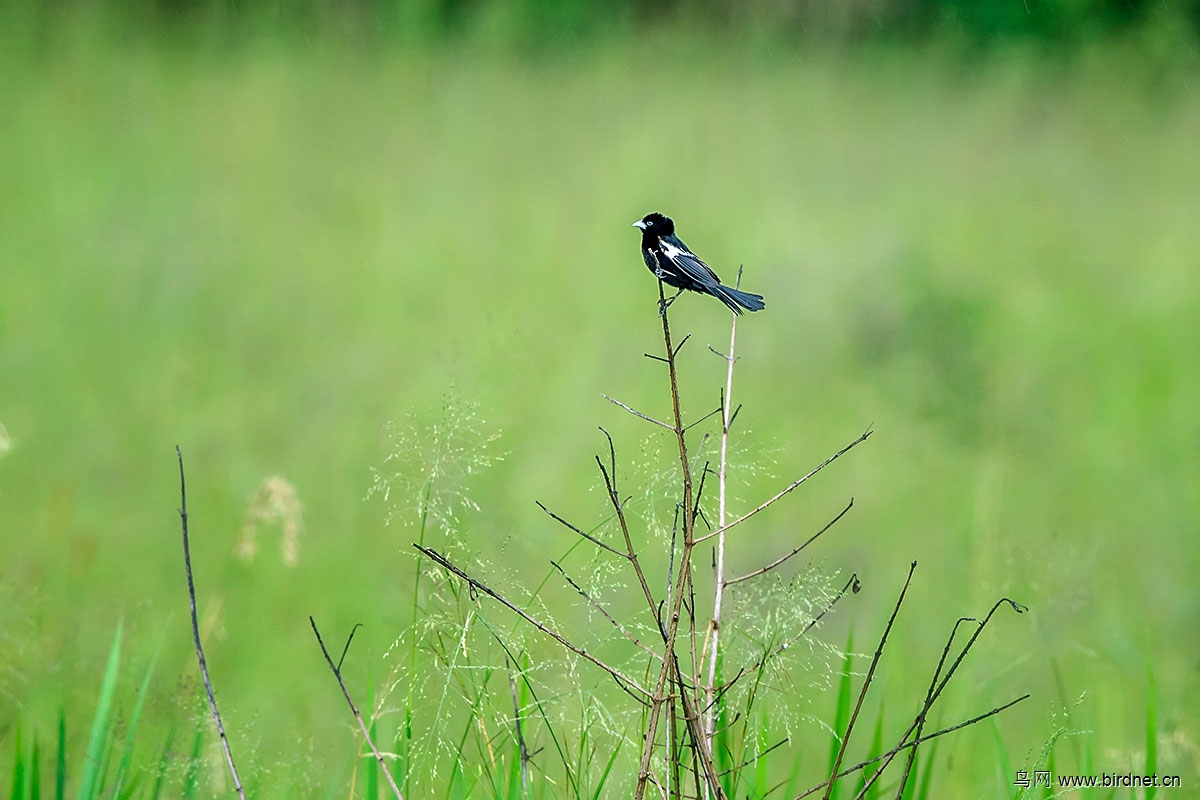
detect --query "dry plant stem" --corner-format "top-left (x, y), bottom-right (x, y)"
top-left (823, 561), bottom-right (918, 800)
top-left (634, 282), bottom-right (724, 800)
top-left (536, 499), bottom-right (626, 559)
top-left (602, 393), bottom-right (674, 431)
top-left (724, 498), bottom-right (855, 587)
top-left (794, 693), bottom-right (1030, 800)
top-left (693, 427), bottom-right (873, 545)
top-left (550, 560), bottom-right (660, 659)
top-left (854, 598), bottom-right (1029, 800)
top-left (175, 446), bottom-right (246, 800)
top-left (703, 289), bottom-right (740, 751)
top-left (309, 617), bottom-right (405, 800)
top-left (415, 545), bottom-right (651, 700)
top-left (874, 617), bottom-right (977, 800)
top-left (595, 453), bottom-right (664, 637)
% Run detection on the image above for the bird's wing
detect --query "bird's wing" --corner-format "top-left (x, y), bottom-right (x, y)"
top-left (660, 236), bottom-right (723, 287)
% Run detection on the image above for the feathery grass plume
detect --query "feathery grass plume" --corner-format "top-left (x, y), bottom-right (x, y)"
top-left (365, 393), bottom-right (512, 794)
top-left (235, 475), bottom-right (304, 566)
top-left (620, 429), bottom-right (779, 544)
top-left (367, 392), bottom-right (503, 539)
top-left (0, 421), bottom-right (12, 457)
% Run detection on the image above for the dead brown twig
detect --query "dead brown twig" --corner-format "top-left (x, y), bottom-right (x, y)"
top-left (176, 446), bottom-right (246, 800)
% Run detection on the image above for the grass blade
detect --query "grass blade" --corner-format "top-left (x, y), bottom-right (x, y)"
top-left (181, 723), bottom-right (204, 799)
top-left (56, 708), bottom-right (66, 800)
top-left (8, 719), bottom-right (25, 800)
top-left (1144, 668), bottom-right (1157, 800)
top-left (148, 720), bottom-right (177, 800)
top-left (827, 628), bottom-right (854, 800)
top-left (77, 620), bottom-right (123, 800)
top-left (111, 650), bottom-right (159, 797)
top-left (30, 735), bottom-right (42, 800)
top-left (991, 720), bottom-right (1014, 800)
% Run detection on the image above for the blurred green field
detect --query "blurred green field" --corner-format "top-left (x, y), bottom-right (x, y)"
top-left (2, 16), bottom-right (1199, 796)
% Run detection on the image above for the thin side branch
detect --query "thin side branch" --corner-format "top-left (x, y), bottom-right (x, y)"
top-left (602, 393), bottom-right (674, 431)
top-left (595, 454), bottom-right (663, 636)
top-left (176, 446), bottom-right (246, 800)
top-left (415, 545), bottom-right (651, 699)
top-left (535, 500), bottom-right (626, 559)
top-left (694, 427), bottom-right (873, 545)
top-left (550, 560), bottom-right (660, 659)
top-left (725, 499), bottom-right (855, 586)
top-left (309, 617), bottom-right (405, 800)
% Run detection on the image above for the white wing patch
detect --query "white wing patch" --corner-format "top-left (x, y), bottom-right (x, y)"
top-left (660, 239), bottom-right (690, 261)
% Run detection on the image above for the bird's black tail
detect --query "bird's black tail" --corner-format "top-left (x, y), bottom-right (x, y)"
top-left (712, 284), bottom-right (766, 315)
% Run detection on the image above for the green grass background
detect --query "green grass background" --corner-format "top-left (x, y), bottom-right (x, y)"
top-left (2, 12), bottom-right (1199, 795)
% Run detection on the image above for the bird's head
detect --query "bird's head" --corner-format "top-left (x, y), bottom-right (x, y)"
top-left (633, 212), bottom-right (674, 237)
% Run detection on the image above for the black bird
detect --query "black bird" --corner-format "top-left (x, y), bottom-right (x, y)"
top-left (633, 212), bottom-right (765, 315)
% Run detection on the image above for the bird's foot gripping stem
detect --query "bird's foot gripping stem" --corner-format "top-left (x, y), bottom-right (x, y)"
top-left (658, 287), bottom-right (684, 317)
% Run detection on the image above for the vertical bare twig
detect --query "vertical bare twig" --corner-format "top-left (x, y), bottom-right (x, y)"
top-left (704, 266), bottom-right (743, 751)
top-left (309, 616), bottom-right (405, 800)
top-left (176, 446), bottom-right (246, 800)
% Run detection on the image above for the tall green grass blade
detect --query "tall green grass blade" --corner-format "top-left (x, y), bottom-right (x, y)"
top-left (365, 717), bottom-right (379, 800)
top-left (991, 720), bottom-right (1015, 800)
top-left (1080, 729), bottom-right (1095, 800)
top-left (180, 724), bottom-right (204, 799)
top-left (914, 738), bottom-right (938, 800)
top-left (782, 746), bottom-right (804, 798)
top-left (8, 719), bottom-right (25, 800)
top-left (1144, 667), bottom-right (1157, 800)
top-left (77, 620), bottom-right (123, 800)
top-left (590, 734), bottom-right (623, 800)
top-left (30, 736), bottom-right (42, 800)
top-left (1043, 747), bottom-right (1054, 800)
top-left (443, 716), bottom-right (474, 800)
top-left (899, 749), bottom-right (916, 800)
top-left (857, 701), bottom-right (884, 800)
top-left (111, 649), bottom-right (159, 797)
top-left (505, 732), bottom-right (521, 800)
top-left (56, 708), bottom-right (66, 800)
top-left (827, 628), bottom-right (854, 800)
top-left (147, 720), bottom-right (177, 800)
top-left (753, 726), bottom-right (770, 797)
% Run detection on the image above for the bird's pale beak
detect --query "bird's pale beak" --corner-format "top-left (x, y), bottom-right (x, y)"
top-left (633, 220), bottom-right (647, 230)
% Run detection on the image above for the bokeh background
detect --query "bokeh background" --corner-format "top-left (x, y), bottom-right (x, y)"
top-left (2, 0), bottom-right (1199, 795)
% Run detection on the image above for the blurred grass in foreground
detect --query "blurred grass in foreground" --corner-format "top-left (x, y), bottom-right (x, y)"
top-left (1, 12), bottom-right (1199, 795)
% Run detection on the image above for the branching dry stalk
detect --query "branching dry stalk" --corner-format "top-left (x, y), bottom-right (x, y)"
top-left (633, 282), bottom-right (724, 800)
top-left (793, 692), bottom-right (1030, 800)
top-left (175, 446), bottom-right (246, 800)
top-left (309, 617), bottom-right (405, 800)
top-left (407, 268), bottom-right (1025, 797)
top-left (852, 597), bottom-right (1029, 800)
